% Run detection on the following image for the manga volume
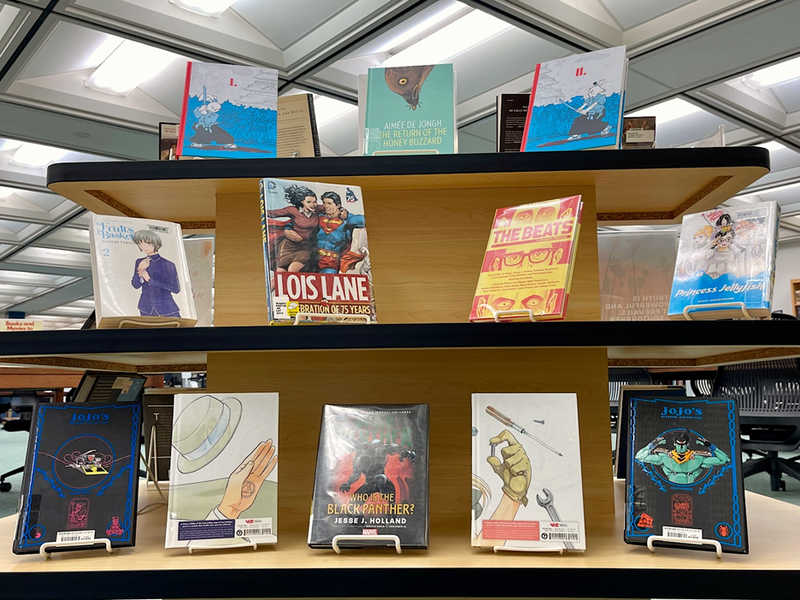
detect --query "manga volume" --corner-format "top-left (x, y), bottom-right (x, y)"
top-left (472, 394), bottom-right (586, 551)
top-left (668, 201), bottom-right (780, 320)
top-left (625, 396), bottom-right (748, 553)
top-left (13, 402), bottom-right (141, 554)
top-left (470, 196), bottom-right (583, 322)
top-left (165, 393), bottom-right (278, 549)
top-left (308, 404), bottom-right (429, 549)
top-left (496, 94), bottom-right (530, 152)
top-left (521, 46), bottom-right (628, 152)
top-left (177, 62), bottom-right (278, 159)
top-left (363, 63), bottom-right (457, 155)
top-left (259, 178), bottom-right (376, 324)
top-left (89, 214), bottom-right (197, 329)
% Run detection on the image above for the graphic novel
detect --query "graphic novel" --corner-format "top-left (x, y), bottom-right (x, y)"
top-left (668, 202), bottom-right (780, 320)
top-left (89, 214), bottom-right (197, 329)
top-left (259, 178), bottom-right (376, 324)
top-left (277, 93), bottom-right (320, 158)
top-left (625, 396), bottom-right (748, 553)
top-left (496, 93), bottom-right (529, 152)
top-left (308, 404), bottom-right (429, 549)
top-left (471, 393), bottom-right (586, 551)
top-left (363, 63), bottom-right (456, 155)
top-left (521, 46), bottom-right (627, 152)
top-left (177, 62), bottom-right (278, 159)
top-left (13, 403), bottom-right (141, 554)
top-left (470, 196), bottom-right (583, 322)
top-left (598, 231), bottom-right (677, 321)
top-left (165, 393), bottom-right (278, 549)
top-left (621, 116), bottom-right (656, 149)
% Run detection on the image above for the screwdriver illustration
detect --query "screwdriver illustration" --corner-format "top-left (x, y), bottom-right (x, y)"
top-left (486, 406), bottom-right (563, 457)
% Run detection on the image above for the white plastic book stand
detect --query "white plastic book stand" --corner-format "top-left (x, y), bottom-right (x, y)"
top-left (487, 308), bottom-right (539, 323)
top-left (39, 537), bottom-right (113, 558)
top-left (186, 539), bottom-right (258, 554)
top-left (493, 545), bottom-right (564, 554)
top-left (682, 302), bottom-right (755, 321)
top-left (292, 312), bottom-right (372, 325)
top-left (646, 534), bottom-right (722, 559)
top-left (139, 443), bottom-right (167, 515)
top-left (331, 534), bottom-right (402, 554)
top-left (118, 319), bottom-right (183, 328)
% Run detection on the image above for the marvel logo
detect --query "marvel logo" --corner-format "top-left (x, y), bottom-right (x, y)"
top-left (362, 529), bottom-right (378, 536)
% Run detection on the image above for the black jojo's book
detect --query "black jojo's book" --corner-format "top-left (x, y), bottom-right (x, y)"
top-left (13, 402), bottom-right (141, 554)
top-left (308, 404), bottom-right (429, 549)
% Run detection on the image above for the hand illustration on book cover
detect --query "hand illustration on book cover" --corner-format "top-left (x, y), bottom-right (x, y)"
top-left (166, 394), bottom-right (279, 548)
top-left (131, 230), bottom-right (181, 318)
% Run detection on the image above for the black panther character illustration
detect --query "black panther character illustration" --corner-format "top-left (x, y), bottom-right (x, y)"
top-left (339, 438), bottom-right (416, 497)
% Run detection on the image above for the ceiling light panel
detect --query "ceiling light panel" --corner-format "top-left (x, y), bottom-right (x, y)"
top-left (0, 269), bottom-right (76, 287)
top-left (742, 56), bottom-right (800, 90)
top-left (170, 0), bottom-right (239, 18)
top-left (86, 40), bottom-right (178, 96)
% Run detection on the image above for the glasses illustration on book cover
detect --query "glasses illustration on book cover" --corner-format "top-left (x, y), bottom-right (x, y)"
top-left (625, 396), bottom-right (748, 553)
top-left (308, 404), bottom-right (429, 549)
top-left (472, 394), bottom-right (586, 551)
top-left (13, 403), bottom-right (141, 554)
top-left (165, 394), bottom-right (279, 549)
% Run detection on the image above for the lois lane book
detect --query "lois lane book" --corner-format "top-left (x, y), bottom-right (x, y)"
top-left (625, 396), bottom-right (748, 553)
top-left (13, 403), bottom-right (141, 554)
top-left (308, 404), bottom-right (429, 549)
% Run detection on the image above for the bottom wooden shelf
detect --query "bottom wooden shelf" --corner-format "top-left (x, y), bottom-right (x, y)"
top-left (1, 481), bottom-right (798, 599)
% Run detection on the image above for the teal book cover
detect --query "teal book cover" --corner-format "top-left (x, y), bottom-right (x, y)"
top-left (363, 64), bottom-right (456, 155)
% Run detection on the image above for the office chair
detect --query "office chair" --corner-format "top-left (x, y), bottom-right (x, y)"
top-left (608, 368), bottom-right (652, 433)
top-left (712, 358), bottom-right (800, 491)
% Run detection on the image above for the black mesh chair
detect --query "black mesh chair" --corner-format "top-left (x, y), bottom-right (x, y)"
top-left (712, 358), bottom-right (800, 491)
top-left (608, 368), bottom-right (652, 433)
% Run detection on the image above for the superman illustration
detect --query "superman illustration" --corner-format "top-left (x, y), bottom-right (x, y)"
top-left (316, 191), bottom-right (366, 274)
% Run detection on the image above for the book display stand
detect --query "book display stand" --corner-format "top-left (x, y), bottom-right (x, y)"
top-left (186, 540), bottom-right (259, 555)
top-left (293, 312), bottom-right (372, 325)
top-left (331, 534), bottom-right (402, 554)
top-left (682, 302), bottom-right (757, 320)
top-left (39, 537), bottom-right (114, 558)
top-left (488, 308), bottom-right (539, 322)
top-left (1, 149), bottom-right (799, 600)
top-left (646, 534), bottom-right (723, 559)
top-left (493, 545), bottom-right (564, 554)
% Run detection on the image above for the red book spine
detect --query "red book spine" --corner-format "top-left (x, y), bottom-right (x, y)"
top-left (519, 63), bottom-right (541, 152)
top-left (175, 61), bottom-right (193, 158)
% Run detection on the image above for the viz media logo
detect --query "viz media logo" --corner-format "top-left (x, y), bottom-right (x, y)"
top-left (95, 222), bottom-right (134, 241)
top-left (660, 406), bottom-right (702, 418)
top-left (69, 413), bottom-right (111, 424)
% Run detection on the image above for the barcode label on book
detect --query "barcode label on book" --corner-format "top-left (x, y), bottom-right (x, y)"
top-left (663, 526), bottom-right (702, 540)
top-left (56, 530), bottom-right (96, 543)
top-left (235, 518), bottom-right (273, 538)
top-left (539, 522), bottom-right (581, 542)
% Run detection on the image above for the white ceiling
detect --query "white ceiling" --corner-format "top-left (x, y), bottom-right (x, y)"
top-left (0, 0), bottom-right (799, 328)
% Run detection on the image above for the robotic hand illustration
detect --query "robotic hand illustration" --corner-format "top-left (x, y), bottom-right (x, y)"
top-left (486, 429), bottom-right (531, 507)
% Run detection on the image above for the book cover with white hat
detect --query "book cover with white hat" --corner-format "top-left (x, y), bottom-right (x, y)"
top-left (165, 393), bottom-right (278, 549)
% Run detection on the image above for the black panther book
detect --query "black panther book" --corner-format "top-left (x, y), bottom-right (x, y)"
top-left (308, 404), bottom-right (429, 549)
top-left (13, 402), bottom-right (141, 554)
top-left (624, 396), bottom-right (748, 553)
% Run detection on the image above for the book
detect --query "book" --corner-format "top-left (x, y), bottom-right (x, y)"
top-left (143, 393), bottom-right (175, 485)
top-left (363, 63), bottom-right (456, 155)
top-left (277, 93), bottom-right (321, 158)
top-left (471, 393), bottom-right (586, 551)
top-left (598, 231), bottom-right (678, 321)
top-left (624, 395), bottom-right (748, 553)
top-left (159, 122), bottom-right (179, 160)
top-left (613, 385), bottom-right (686, 480)
top-left (470, 196), bottom-right (583, 322)
top-left (258, 178), bottom-right (376, 324)
top-left (496, 94), bottom-right (530, 152)
top-left (668, 202), bottom-right (780, 320)
top-left (308, 404), bottom-right (429, 549)
top-left (72, 370), bottom-right (147, 403)
top-left (177, 62), bottom-right (278, 159)
top-left (165, 393), bottom-right (279, 549)
top-left (183, 238), bottom-right (214, 327)
top-left (521, 46), bottom-right (628, 152)
top-left (89, 214), bottom-right (197, 329)
top-left (13, 402), bottom-right (141, 554)
top-left (621, 116), bottom-right (656, 149)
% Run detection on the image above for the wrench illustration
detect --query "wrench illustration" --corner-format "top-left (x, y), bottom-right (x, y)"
top-left (536, 488), bottom-right (575, 550)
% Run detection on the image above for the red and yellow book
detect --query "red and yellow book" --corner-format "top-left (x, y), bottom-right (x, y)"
top-left (470, 196), bottom-right (583, 322)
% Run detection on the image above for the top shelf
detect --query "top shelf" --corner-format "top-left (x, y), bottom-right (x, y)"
top-left (48, 148), bottom-right (770, 227)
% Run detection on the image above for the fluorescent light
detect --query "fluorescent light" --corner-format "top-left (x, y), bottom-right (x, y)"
top-left (312, 95), bottom-right (356, 126)
top-left (628, 98), bottom-right (702, 125)
top-left (170, 0), bottom-right (238, 17)
top-left (382, 10), bottom-right (511, 67)
top-left (9, 143), bottom-right (68, 168)
top-left (85, 40), bottom-right (177, 96)
top-left (85, 35), bottom-right (124, 68)
top-left (742, 56), bottom-right (800, 90)
top-left (0, 186), bottom-right (14, 199)
top-left (757, 141), bottom-right (785, 153)
top-left (1, 139), bottom-right (23, 151)
top-left (378, 3), bottom-right (465, 53)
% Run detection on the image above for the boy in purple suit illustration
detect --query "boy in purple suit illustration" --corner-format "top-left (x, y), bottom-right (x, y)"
top-left (131, 230), bottom-right (181, 317)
